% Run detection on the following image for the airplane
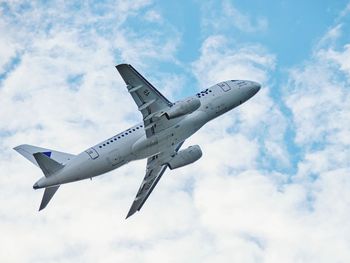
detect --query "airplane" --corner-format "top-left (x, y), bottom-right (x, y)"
top-left (14, 64), bottom-right (261, 218)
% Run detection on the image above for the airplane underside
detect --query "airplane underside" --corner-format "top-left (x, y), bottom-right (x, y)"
top-left (14, 63), bottom-right (261, 218)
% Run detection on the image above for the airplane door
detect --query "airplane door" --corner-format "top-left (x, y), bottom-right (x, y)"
top-left (218, 82), bottom-right (231, 92)
top-left (86, 148), bottom-right (99, 159)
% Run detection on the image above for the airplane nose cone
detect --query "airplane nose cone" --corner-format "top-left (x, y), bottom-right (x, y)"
top-left (33, 182), bottom-right (39, 189)
top-left (247, 81), bottom-right (261, 97)
top-left (251, 81), bottom-right (261, 94)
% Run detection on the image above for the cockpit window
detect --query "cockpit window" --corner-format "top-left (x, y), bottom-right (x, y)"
top-left (196, 89), bottom-right (212, 98)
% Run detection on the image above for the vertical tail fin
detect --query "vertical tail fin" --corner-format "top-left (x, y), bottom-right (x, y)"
top-left (13, 145), bottom-right (69, 211)
top-left (32, 153), bottom-right (64, 211)
top-left (33, 152), bottom-right (64, 177)
top-left (39, 186), bottom-right (60, 211)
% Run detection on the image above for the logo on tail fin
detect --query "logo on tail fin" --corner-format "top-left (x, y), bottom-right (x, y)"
top-left (42, 151), bottom-right (52, 157)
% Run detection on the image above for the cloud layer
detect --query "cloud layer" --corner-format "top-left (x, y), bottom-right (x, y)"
top-left (1, 1), bottom-right (350, 262)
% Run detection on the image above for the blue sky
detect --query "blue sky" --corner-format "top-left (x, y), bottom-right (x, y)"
top-left (149, 0), bottom-right (350, 67)
top-left (1, 1), bottom-right (350, 262)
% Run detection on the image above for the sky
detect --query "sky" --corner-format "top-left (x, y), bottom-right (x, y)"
top-left (1, 0), bottom-right (350, 262)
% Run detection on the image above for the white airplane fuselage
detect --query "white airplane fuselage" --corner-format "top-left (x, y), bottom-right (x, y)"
top-left (33, 80), bottom-right (260, 189)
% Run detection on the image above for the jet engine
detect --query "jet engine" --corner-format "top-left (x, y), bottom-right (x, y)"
top-left (165, 97), bottom-right (201, 119)
top-left (168, 145), bottom-right (202, 170)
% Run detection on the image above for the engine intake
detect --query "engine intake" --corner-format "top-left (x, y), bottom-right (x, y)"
top-left (168, 145), bottom-right (202, 170)
top-left (165, 97), bottom-right (201, 119)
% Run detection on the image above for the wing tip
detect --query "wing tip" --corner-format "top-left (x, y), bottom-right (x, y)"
top-left (13, 144), bottom-right (26, 152)
top-left (115, 63), bottom-right (130, 70)
top-left (125, 209), bottom-right (137, 219)
top-left (39, 196), bottom-right (48, 211)
top-left (13, 146), bottom-right (20, 152)
top-left (125, 200), bottom-right (141, 219)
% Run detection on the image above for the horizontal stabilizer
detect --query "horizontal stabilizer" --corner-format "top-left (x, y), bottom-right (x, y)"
top-left (39, 186), bottom-right (60, 211)
top-left (33, 153), bottom-right (64, 177)
top-left (14, 144), bottom-right (75, 167)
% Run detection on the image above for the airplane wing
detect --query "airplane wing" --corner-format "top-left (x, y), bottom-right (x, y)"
top-left (116, 64), bottom-right (173, 138)
top-left (126, 142), bottom-right (184, 219)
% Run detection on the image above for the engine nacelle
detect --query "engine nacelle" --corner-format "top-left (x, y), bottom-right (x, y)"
top-left (168, 145), bottom-right (202, 170)
top-left (165, 97), bottom-right (201, 119)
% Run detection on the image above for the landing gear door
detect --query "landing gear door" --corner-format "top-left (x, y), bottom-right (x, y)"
top-left (218, 82), bottom-right (231, 92)
top-left (86, 148), bottom-right (99, 159)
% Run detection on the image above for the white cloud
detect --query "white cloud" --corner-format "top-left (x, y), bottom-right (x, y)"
top-left (192, 35), bottom-right (275, 86)
top-left (221, 0), bottom-right (268, 33)
top-left (319, 44), bottom-right (350, 79)
top-left (201, 0), bottom-right (268, 34)
top-left (192, 35), bottom-right (288, 168)
top-left (316, 24), bottom-right (343, 49)
top-left (0, 21), bottom-right (20, 74)
top-left (0, 2), bottom-right (183, 262)
top-left (1, 1), bottom-right (350, 263)
top-left (190, 9), bottom-right (350, 263)
top-left (0, 0), bottom-right (180, 150)
top-left (144, 9), bottom-right (162, 23)
top-left (284, 32), bottom-right (350, 152)
top-left (339, 2), bottom-right (350, 19)
top-left (280, 21), bottom-right (350, 261)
